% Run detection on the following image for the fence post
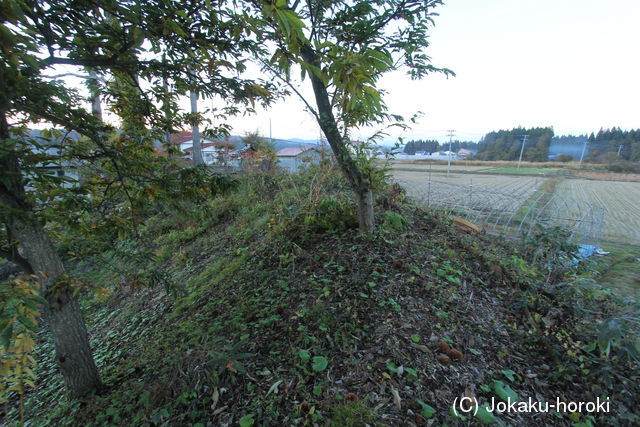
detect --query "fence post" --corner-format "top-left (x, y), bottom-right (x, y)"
top-left (427, 163), bottom-right (432, 206)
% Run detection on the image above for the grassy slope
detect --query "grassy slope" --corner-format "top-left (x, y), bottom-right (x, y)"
top-left (593, 241), bottom-right (640, 300)
top-left (5, 168), bottom-right (639, 426)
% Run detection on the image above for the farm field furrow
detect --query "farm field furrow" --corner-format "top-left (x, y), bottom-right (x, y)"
top-left (555, 179), bottom-right (640, 244)
top-left (392, 171), bottom-right (547, 191)
top-left (388, 162), bottom-right (492, 172)
top-left (392, 171), bottom-right (549, 216)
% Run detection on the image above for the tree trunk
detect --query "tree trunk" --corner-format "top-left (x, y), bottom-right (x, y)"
top-left (190, 89), bottom-right (204, 166)
top-left (0, 225), bottom-right (33, 274)
top-left (87, 69), bottom-right (102, 121)
top-left (0, 110), bottom-right (101, 398)
top-left (8, 219), bottom-right (102, 398)
top-left (300, 46), bottom-right (375, 233)
top-left (356, 188), bottom-right (375, 232)
top-left (163, 72), bottom-right (172, 145)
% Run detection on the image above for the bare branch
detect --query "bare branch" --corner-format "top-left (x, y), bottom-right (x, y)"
top-left (257, 59), bottom-right (319, 121)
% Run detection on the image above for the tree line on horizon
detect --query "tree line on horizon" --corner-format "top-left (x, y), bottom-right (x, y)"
top-left (475, 127), bottom-right (554, 162)
top-left (586, 128), bottom-right (640, 163)
top-left (403, 127), bottom-right (640, 163)
top-left (402, 139), bottom-right (476, 155)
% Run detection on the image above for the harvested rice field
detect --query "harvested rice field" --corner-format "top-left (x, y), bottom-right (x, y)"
top-left (555, 179), bottom-right (640, 244)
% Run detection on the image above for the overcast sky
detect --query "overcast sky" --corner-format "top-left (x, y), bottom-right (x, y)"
top-left (223, 0), bottom-right (640, 143)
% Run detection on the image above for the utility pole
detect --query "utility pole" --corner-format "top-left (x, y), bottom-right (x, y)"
top-left (447, 129), bottom-right (455, 176)
top-left (190, 88), bottom-right (204, 166)
top-left (578, 137), bottom-right (588, 167)
top-left (616, 144), bottom-right (623, 157)
top-left (87, 69), bottom-right (102, 121)
top-left (517, 134), bottom-right (528, 169)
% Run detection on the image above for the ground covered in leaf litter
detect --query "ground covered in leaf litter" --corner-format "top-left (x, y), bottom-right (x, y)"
top-left (8, 204), bottom-right (639, 426)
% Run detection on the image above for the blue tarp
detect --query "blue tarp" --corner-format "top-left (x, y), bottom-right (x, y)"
top-left (569, 244), bottom-right (605, 266)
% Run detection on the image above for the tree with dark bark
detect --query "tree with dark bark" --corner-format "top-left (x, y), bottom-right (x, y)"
top-left (0, 109), bottom-right (102, 397)
top-left (247, 0), bottom-right (452, 232)
top-left (0, 0), bottom-right (273, 399)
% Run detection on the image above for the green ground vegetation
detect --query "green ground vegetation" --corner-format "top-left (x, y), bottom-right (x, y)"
top-left (483, 167), bottom-right (559, 176)
top-left (2, 165), bottom-right (638, 426)
top-left (591, 241), bottom-right (640, 300)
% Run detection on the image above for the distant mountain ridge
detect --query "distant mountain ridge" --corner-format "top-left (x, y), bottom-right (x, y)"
top-left (222, 135), bottom-right (320, 152)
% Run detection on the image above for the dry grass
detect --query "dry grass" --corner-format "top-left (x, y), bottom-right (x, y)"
top-left (573, 170), bottom-right (640, 182)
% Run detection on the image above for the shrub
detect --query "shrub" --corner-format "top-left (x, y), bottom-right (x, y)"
top-left (607, 161), bottom-right (640, 173)
top-left (302, 197), bottom-right (359, 233)
top-left (382, 211), bottom-right (408, 233)
top-left (522, 225), bottom-right (578, 283)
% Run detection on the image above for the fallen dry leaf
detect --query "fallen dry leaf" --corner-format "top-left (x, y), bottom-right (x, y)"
top-left (391, 388), bottom-right (402, 410)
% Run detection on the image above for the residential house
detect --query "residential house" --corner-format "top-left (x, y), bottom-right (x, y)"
top-left (172, 131), bottom-right (219, 165)
top-left (172, 132), bottom-right (246, 169)
top-left (276, 146), bottom-right (321, 173)
top-left (21, 129), bottom-right (82, 189)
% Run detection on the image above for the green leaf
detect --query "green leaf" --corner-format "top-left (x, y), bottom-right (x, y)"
top-left (568, 411), bottom-right (582, 422)
top-left (501, 369), bottom-right (517, 382)
top-left (450, 405), bottom-right (466, 421)
top-left (314, 41), bottom-right (334, 50)
top-left (298, 349), bottom-right (310, 361)
top-left (238, 413), bottom-right (254, 427)
top-left (416, 399), bottom-right (436, 419)
top-left (0, 322), bottom-right (13, 349)
top-left (405, 367), bottom-right (418, 378)
top-left (446, 275), bottom-right (460, 285)
top-left (139, 391), bottom-right (150, 406)
top-left (475, 404), bottom-right (498, 424)
top-left (492, 380), bottom-right (518, 403)
top-left (312, 356), bottom-right (328, 372)
top-left (151, 408), bottom-right (169, 424)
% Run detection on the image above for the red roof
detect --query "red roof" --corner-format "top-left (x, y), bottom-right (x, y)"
top-left (170, 131), bottom-right (194, 144)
